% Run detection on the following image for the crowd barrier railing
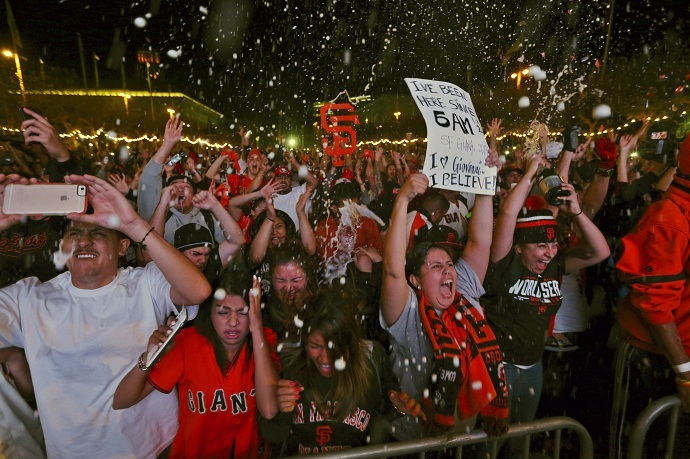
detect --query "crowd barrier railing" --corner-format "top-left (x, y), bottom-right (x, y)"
top-left (627, 395), bottom-right (681, 459)
top-left (285, 416), bottom-right (594, 459)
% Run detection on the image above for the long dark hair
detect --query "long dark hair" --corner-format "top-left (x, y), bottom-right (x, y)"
top-left (194, 270), bottom-right (253, 373)
top-left (282, 288), bottom-right (373, 421)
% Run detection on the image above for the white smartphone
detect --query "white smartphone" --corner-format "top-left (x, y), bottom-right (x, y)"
top-left (3, 184), bottom-right (88, 215)
top-left (145, 308), bottom-right (187, 369)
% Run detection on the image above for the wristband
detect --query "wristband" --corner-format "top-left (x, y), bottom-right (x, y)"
top-left (673, 361), bottom-right (690, 374)
top-left (596, 168), bottom-right (615, 177)
top-left (569, 210), bottom-right (583, 218)
top-left (137, 352), bottom-right (149, 372)
top-left (137, 227), bottom-right (155, 250)
top-left (266, 217), bottom-right (275, 223)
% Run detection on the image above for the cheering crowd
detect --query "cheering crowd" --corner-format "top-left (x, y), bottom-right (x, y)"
top-left (0, 108), bottom-right (689, 458)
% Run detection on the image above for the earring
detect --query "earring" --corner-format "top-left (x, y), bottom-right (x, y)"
top-left (416, 285), bottom-right (422, 290)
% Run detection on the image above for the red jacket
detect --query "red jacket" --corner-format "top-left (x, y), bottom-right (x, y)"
top-left (616, 175), bottom-right (690, 355)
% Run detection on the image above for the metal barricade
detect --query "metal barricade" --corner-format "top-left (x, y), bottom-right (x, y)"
top-left (286, 416), bottom-right (594, 459)
top-left (627, 395), bottom-right (681, 459)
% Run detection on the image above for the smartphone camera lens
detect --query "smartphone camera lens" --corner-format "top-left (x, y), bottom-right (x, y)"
top-left (77, 185), bottom-right (87, 196)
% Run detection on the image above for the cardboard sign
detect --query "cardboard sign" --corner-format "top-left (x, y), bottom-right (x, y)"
top-left (320, 103), bottom-right (360, 157)
top-left (405, 78), bottom-right (496, 195)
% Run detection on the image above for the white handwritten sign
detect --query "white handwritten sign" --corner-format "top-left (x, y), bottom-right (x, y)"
top-left (405, 78), bottom-right (496, 195)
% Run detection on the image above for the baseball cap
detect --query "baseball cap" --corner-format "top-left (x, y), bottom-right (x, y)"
top-left (273, 166), bottom-right (291, 176)
top-left (248, 149), bottom-right (262, 160)
top-left (174, 223), bottom-right (214, 251)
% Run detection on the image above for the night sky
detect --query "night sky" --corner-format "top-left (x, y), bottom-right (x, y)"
top-left (2, 0), bottom-right (689, 133)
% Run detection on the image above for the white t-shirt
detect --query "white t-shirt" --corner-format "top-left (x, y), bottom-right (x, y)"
top-left (272, 183), bottom-right (311, 230)
top-left (0, 263), bottom-right (198, 459)
top-left (440, 200), bottom-right (469, 241)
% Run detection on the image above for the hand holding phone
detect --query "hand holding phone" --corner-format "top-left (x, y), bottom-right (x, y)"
top-left (20, 107), bottom-right (43, 122)
top-left (3, 184), bottom-right (88, 215)
top-left (145, 308), bottom-right (187, 369)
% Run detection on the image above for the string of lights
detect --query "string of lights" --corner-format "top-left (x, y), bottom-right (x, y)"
top-left (1, 111), bottom-right (685, 150)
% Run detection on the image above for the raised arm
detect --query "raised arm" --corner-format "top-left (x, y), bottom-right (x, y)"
top-left (295, 185), bottom-right (316, 255)
top-left (247, 201), bottom-right (277, 268)
top-left (228, 180), bottom-right (276, 220)
top-left (192, 190), bottom-right (245, 267)
top-left (205, 153), bottom-right (229, 181)
top-left (581, 138), bottom-right (613, 219)
top-left (381, 173), bottom-right (428, 326)
top-left (248, 276), bottom-right (279, 419)
top-left (391, 151), bottom-right (405, 184)
top-left (151, 117), bottom-right (183, 165)
top-left (289, 155), bottom-right (318, 188)
top-left (138, 118), bottom-right (184, 220)
top-left (65, 174), bottom-right (211, 306)
top-left (490, 154), bottom-right (547, 263)
top-left (460, 147), bottom-right (501, 283)
top-left (553, 125), bottom-right (580, 177)
top-left (558, 182), bottom-right (610, 274)
top-left (21, 108), bottom-right (70, 162)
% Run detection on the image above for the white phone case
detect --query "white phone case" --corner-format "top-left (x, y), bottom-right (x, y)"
top-left (145, 308), bottom-right (188, 369)
top-left (3, 184), bottom-right (88, 215)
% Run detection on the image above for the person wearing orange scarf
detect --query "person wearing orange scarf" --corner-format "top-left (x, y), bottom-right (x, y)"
top-left (381, 164), bottom-right (508, 440)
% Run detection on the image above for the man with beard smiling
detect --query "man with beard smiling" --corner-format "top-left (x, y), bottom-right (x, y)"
top-left (0, 173), bottom-right (211, 458)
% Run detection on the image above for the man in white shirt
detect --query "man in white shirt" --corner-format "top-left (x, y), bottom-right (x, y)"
top-left (0, 173), bottom-right (211, 458)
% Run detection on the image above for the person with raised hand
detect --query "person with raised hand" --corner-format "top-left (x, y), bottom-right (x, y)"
top-left (0, 173), bottom-right (210, 458)
top-left (137, 116), bottom-right (185, 221)
top-left (20, 108), bottom-right (93, 181)
top-left (381, 151), bottom-right (509, 440)
top-left (260, 287), bottom-right (424, 455)
top-left (484, 152), bottom-right (609, 452)
top-left (114, 272), bottom-right (279, 458)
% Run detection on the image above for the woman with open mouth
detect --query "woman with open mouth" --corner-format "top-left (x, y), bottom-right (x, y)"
top-left (380, 168), bottom-right (510, 442)
top-left (112, 271), bottom-right (279, 458)
top-left (483, 152), bottom-right (609, 454)
top-left (260, 288), bottom-right (424, 455)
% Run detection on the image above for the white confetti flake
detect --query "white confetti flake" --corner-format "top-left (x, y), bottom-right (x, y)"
top-left (293, 315), bottom-right (304, 328)
top-left (334, 357), bottom-right (346, 371)
top-left (133, 17), bottom-right (147, 28)
top-left (592, 104), bottom-right (612, 119)
top-left (214, 288), bottom-right (227, 300)
top-left (106, 214), bottom-right (120, 229)
top-left (518, 96), bottom-right (530, 108)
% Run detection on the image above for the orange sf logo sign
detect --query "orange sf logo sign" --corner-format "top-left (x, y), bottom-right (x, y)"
top-left (320, 103), bottom-right (360, 157)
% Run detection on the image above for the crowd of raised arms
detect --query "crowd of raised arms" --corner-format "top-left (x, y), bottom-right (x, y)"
top-left (0, 108), bottom-right (689, 458)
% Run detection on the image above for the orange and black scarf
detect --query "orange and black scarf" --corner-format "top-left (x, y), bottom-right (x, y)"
top-left (419, 292), bottom-right (509, 435)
